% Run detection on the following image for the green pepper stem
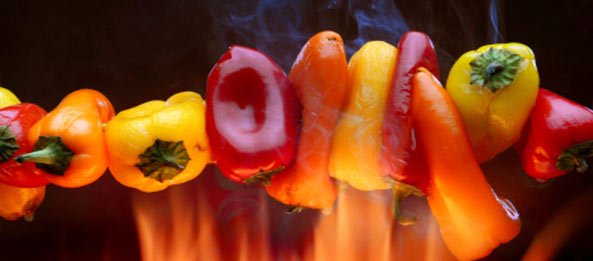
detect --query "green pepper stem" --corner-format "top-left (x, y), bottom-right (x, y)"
top-left (470, 47), bottom-right (522, 93)
top-left (556, 140), bottom-right (593, 173)
top-left (244, 165), bottom-right (285, 186)
top-left (0, 125), bottom-right (20, 163)
top-left (390, 181), bottom-right (424, 226)
top-left (15, 136), bottom-right (74, 176)
top-left (135, 139), bottom-right (190, 183)
top-left (484, 61), bottom-right (504, 87)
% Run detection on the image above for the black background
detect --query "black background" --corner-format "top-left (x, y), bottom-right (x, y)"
top-left (0, 0), bottom-right (592, 260)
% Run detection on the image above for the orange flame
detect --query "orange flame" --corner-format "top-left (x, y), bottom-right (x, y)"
top-left (133, 167), bottom-right (455, 260)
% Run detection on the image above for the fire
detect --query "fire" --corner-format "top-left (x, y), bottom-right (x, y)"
top-left (133, 166), bottom-right (455, 260)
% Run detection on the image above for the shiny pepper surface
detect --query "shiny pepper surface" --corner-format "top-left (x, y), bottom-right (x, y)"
top-left (16, 89), bottom-right (115, 188)
top-left (106, 92), bottom-right (210, 192)
top-left (0, 88), bottom-right (46, 221)
top-left (517, 89), bottom-right (593, 181)
top-left (412, 68), bottom-right (520, 260)
top-left (329, 41), bottom-right (397, 191)
top-left (446, 43), bottom-right (539, 163)
top-left (0, 103), bottom-right (49, 187)
top-left (207, 45), bottom-right (300, 185)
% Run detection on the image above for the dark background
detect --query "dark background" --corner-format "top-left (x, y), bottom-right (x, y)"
top-left (0, 0), bottom-right (592, 260)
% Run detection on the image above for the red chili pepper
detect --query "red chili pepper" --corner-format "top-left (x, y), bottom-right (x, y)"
top-left (380, 31), bottom-right (439, 193)
top-left (516, 88), bottom-right (593, 182)
top-left (0, 103), bottom-right (50, 187)
top-left (206, 45), bottom-right (301, 185)
top-left (378, 31), bottom-right (439, 224)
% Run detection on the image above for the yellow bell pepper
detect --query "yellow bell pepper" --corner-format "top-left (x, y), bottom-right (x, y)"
top-left (0, 86), bottom-right (20, 108)
top-left (329, 41), bottom-right (397, 191)
top-left (105, 91), bottom-right (210, 192)
top-left (446, 43), bottom-right (539, 163)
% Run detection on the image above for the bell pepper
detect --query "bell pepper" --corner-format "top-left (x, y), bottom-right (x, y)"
top-left (0, 88), bottom-right (46, 221)
top-left (411, 68), bottom-right (521, 260)
top-left (266, 31), bottom-right (348, 210)
top-left (206, 45), bottom-right (300, 185)
top-left (379, 31), bottom-right (439, 223)
top-left (0, 103), bottom-right (50, 187)
top-left (0, 86), bottom-right (20, 108)
top-left (516, 88), bottom-right (593, 182)
top-left (105, 91), bottom-right (210, 192)
top-left (15, 89), bottom-right (115, 188)
top-left (446, 43), bottom-right (539, 163)
top-left (329, 41), bottom-right (397, 191)
top-left (0, 182), bottom-right (45, 221)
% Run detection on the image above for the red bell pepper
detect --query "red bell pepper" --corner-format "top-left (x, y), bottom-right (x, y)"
top-left (380, 31), bottom-right (439, 193)
top-left (206, 45), bottom-right (300, 185)
top-left (517, 88), bottom-right (593, 182)
top-left (0, 103), bottom-right (50, 187)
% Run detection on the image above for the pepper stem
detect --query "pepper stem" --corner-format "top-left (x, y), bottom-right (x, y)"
top-left (556, 140), bottom-right (593, 173)
top-left (15, 136), bottom-right (74, 176)
top-left (244, 165), bottom-right (285, 186)
top-left (0, 125), bottom-right (20, 163)
top-left (391, 181), bottom-right (424, 226)
top-left (470, 47), bottom-right (522, 93)
top-left (135, 139), bottom-right (190, 183)
top-left (285, 205), bottom-right (303, 214)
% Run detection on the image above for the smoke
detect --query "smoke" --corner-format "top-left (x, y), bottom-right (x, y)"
top-left (345, 0), bottom-right (408, 56)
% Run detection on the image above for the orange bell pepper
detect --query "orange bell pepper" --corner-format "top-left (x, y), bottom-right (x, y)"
top-left (329, 41), bottom-right (397, 191)
top-left (0, 183), bottom-right (45, 221)
top-left (16, 89), bottom-right (115, 188)
top-left (410, 68), bottom-right (520, 260)
top-left (266, 31), bottom-right (348, 210)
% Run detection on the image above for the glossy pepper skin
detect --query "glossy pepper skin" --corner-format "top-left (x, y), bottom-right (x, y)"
top-left (329, 41), bottom-right (397, 191)
top-left (0, 183), bottom-right (45, 221)
top-left (16, 89), bottom-right (115, 188)
top-left (411, 68), bottom-right (520, 260)
top-left (266, 31), bottom-right (348, 210)
top-left (446, 43), bottom-right (539, 163)
top-left (207, 45), bottom-right (300, 185)
top-left (517, 89), bottom-right (593, 181)
top-left (106, 92), bottom-right (210, 192)
top-left (380, 31), bottom-right (439, 194)
top-left (0, 103), bottom-right (50, 187)
top-left (0, 89), bottom-right (45, 221)
top-left (0, 86), bottom-right (20, 108)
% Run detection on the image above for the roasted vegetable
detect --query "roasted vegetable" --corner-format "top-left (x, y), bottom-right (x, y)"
top-left (412, 68), bottom-right (521, 260)
top-left (106, 92), bottom-right (210, 192)
top-left (16, 89), bottom-right (115, 188)
top-left (266, 31), bottom-right (348, 210)
top-left (517, 88), bottom-right (593, 181)
top-left (206, 45), bottom-right (300, 185)
top-left (446, 43), bottom-right (539, 162)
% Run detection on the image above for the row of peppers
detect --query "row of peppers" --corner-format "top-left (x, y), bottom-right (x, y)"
top-left (1, 31), bottom-right (592, 260)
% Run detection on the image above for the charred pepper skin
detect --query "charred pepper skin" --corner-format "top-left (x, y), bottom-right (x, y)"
top-left (206, 45), bottom-right (300, 185)
top-left (0, 103), bottom-right (50, 187)
top-left (446, 43), bottom-right (539, 163)
top-left (517, 89), bottom-right (593, 181)
top-left (380, 31), bottom-right (439, 194)
top-left (411, 68), bottom-right (520, 260)
top-left (266, 31), bottom-right (348, 210)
